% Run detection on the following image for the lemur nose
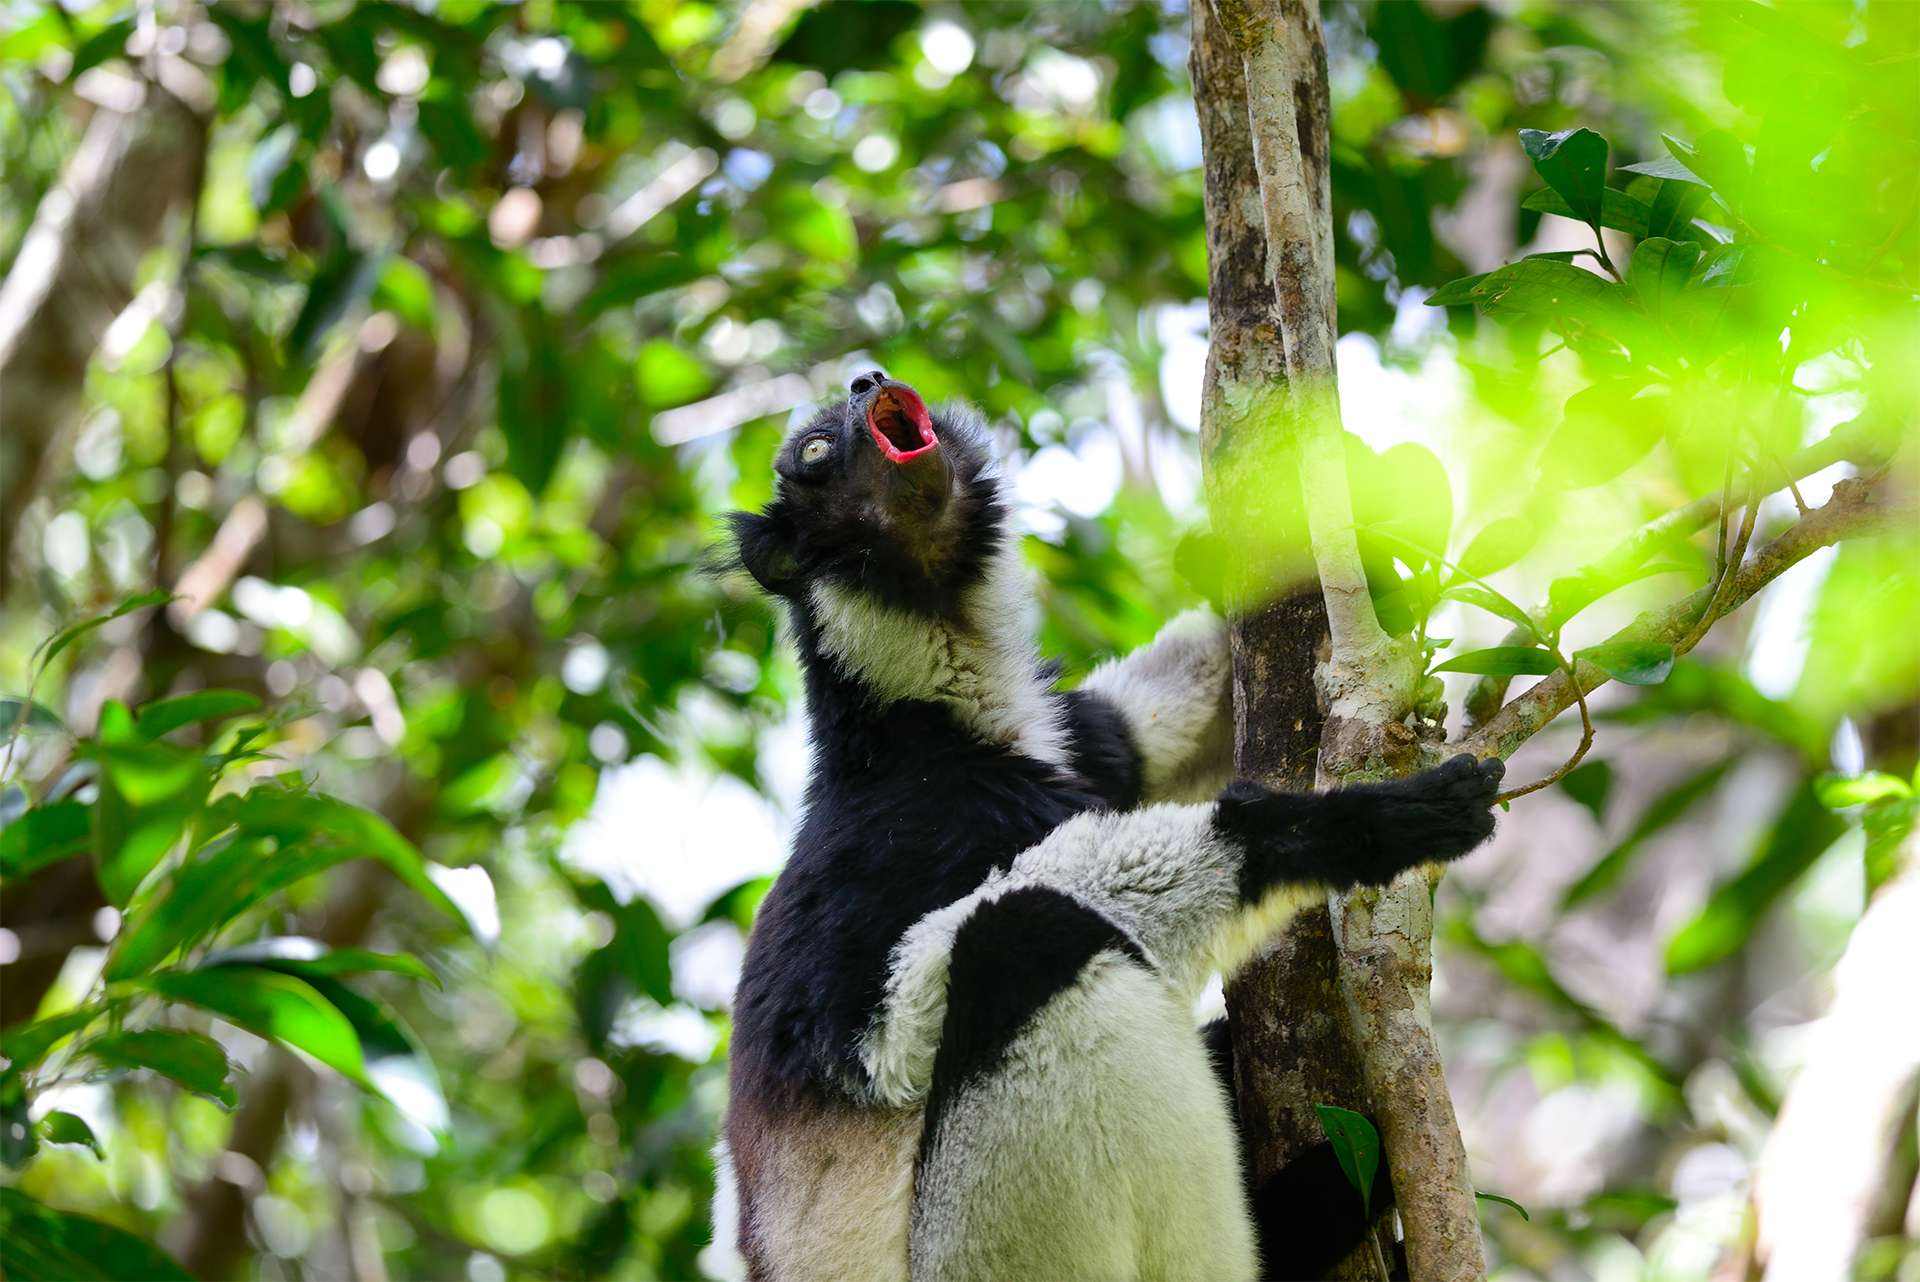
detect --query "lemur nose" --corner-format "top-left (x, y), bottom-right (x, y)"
top-left (848, 369), bottom-right (886, 395)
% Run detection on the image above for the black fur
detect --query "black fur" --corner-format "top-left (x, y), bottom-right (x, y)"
top-left (1059, 688), bottom-right (1144, 811)
top-left (1216, 754), bottom-right (1504, 900)
top-left (923, 887), bottom-right (1146, 1140)
top-left (726, 396), bottom-right (1003, 616)
top-left (728, 629), bottom-right (1142, 1113)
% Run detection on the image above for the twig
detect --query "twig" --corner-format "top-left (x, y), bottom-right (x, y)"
top-left (1460, 476), bottom-right (1902, 762)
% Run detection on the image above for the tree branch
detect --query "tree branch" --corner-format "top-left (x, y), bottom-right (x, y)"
top-left (1462, 416), bottom-right (1891, 730)
top-left (1460, 476), bottom-right (1903, 762)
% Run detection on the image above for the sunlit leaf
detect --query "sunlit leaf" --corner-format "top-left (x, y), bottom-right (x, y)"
top-left (38, 1112), bottom-right (101, 1158)
top-left (81, 1029), bottom-right (238, 1108)
top-left (132, 968), bottom-right (371, 1088)
top-left (1433, 646), bottom-right (1559, 677)
top-left (1440, 584), bottom-right (1537, 632)
top-left (1575, 640), bottom-right (1675, 686)
top-left (134, 690), bottom-right (262, 740)
top-left (1814, 772), bottom-right (1911, 809)
top-left (1456, 517), bottom-right (1540, 580)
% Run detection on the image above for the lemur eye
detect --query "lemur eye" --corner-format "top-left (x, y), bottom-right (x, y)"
top-left (800, 437), bottom-right (832, 466)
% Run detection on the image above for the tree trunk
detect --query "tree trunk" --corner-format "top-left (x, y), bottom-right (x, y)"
top-left (1189, 6), bottom-right (1382, 1279)
top-left (1194, 1), bottom-right (1488, 1277)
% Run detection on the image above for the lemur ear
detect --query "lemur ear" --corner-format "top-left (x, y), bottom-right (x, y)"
top-left (725, 508), bottom-right (801, 596)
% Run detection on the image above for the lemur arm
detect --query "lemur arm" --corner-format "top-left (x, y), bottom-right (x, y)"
top-left (1078, 608), bottom-right (1234, 803)
top-left (858, 756), bottom-right (1503, 1103)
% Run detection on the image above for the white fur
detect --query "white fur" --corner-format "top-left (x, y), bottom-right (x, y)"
top-left (911, 958), bottom-right (1258, 1282)
top-left (860, 801), bottom-right (1324, 1107)
top-left (740, 1106), bottom-right (921, 1282)
top-left (1081, 607), bottom-right (1235, 802)
top-left (809, 540), bottom-right (1071, 769)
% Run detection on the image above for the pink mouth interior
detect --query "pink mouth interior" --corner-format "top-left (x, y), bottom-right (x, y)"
top-left (867, 386), bottom-right (938, 463)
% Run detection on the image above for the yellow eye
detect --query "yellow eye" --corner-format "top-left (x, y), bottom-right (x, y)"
top-left (800, 437), bottom-right (831, 465)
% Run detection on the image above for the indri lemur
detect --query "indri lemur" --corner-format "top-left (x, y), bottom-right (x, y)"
top-left (719, 373), bottom-right (1503, 1281)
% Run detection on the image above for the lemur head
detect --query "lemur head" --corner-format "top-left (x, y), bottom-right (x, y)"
top-left (727, 371), bottom-right (1004, 618)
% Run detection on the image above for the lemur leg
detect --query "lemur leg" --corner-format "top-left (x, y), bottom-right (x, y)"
top-left (1080, 607), bottom-right (1235, 803)
top-left (1202, 1019), bottom-right (1403, 1281)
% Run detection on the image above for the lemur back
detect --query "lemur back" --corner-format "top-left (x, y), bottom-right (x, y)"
top-left (719, 373), bottom-right (1503, 1281)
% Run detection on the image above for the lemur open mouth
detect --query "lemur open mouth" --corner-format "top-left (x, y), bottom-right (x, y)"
top-left (867, 384), bottom-right (938, 463)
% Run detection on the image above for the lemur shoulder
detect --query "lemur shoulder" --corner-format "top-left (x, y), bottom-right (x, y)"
top-left (718, 371), bottom-right (1503, 1281)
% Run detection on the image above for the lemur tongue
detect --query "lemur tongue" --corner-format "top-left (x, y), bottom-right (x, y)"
top-left (867, 385), bottom-right (938, 463)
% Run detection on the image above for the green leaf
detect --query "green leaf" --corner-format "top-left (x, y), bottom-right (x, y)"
top-left (1456, 517), bottom-right (1540, 579)
top-left (1563, 759), bottom-right (1734, 908)
top-left (1646, 179), bottom-right (1710, 241)
top-left (1475, 1190), bottom-right (1532, 1221)
top-left (1422, 257), bottom-right (1625, 314)
top-left (33, 592), bottom-right (171, 670)
top-left (1864, 800), bottom-right (1919, 894)
top-left (0, 1004), bottom-right (107, 1074)
top-left (1520, 186), bottom-right (1653, 237)
top-left (1618, 155), bottom-right (1706, 185)
top-left (1814, 772), bottom-right (1911, 809)
top-left (134, 690), bottom-right (262, 739)
top-left (1560, 760), bottom-right (1614, 824)
top-left (1433, 646), bottom-right (1559, 677)
top-left (90, 753), bottom-right (209, 909)
top-left (1666, 784), bottom-right (1846, 974)
top-left (1313, 1104), bottom-right (1381, 1219)
top-left (130, 968), bottom-right (371, 1088)
top-left (374, 257), bottom-right (438, 332)
top-left (1539, 380), bottom-right (1669, 492)
top-left (107, 784), bottom-right (464, 980)
top-left (0, 1187), bottom-right (193, 1280)
top-left (0, 801), bottom-right (91, 881)
top-left (1576, 640), bottom-right (1675, 686)
top-left (634, 340), bottom-right (712, 410)
top-left (1627, 237), bottom-right (1701, 319)
top-left (205, 938), bottom-right (441, 989)
top-left (80, 1029), bottom-right (237, 1108)
top-left (38, 1112), bottom-right (101, 1158)
top-left (1546, 559), bottom-right (1697, 627)
top-left (1519, 127), bottom-right (1609, 236)
top-left (1441, 583), bottom-right (1539, 632)
top-left (0, 698), bottom-right (64, 734)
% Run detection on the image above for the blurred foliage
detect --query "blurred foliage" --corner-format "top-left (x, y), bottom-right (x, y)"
top-left (0, 1), bottom-right (1915, 1280)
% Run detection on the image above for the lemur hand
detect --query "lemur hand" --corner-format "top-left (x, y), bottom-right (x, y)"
top-left (1216, 754), bottom-right (1504, 893)
top-left (1343, 754), bottom-right (1504, 880)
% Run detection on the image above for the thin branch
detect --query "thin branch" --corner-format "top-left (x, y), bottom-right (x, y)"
top-left (1462, 415), bottom-right (1889, 730)
top-left (1460, 476), bottom-right (1903, 762)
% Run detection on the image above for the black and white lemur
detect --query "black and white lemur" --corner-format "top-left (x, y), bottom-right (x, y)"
top-left (718, 371), bottom-right (1503, 1281)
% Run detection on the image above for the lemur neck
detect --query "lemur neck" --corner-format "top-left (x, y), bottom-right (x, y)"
top-left (798, 543), bottom-right (1070, 771)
